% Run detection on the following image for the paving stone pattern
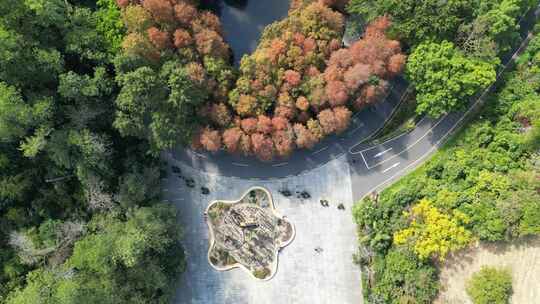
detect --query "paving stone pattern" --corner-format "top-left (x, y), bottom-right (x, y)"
top-left (163, 154), bottom-right (362, 304)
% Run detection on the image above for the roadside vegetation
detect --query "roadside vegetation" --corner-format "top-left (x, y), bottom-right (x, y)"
top-left (351, 0), bottom-right (540, 300)
top-left (348, 0), bottom-right (536, 142)
top-left (366, 93), bottom-right (417, 145)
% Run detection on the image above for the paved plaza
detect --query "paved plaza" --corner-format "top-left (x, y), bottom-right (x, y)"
top-left (163, 153), bottom-right (361, 304)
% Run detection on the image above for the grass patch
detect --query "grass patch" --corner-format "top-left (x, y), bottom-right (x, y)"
top-left (369, 93), bottom-right (419, 144)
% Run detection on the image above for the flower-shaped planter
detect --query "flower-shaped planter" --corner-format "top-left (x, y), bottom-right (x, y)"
top-left (206, 187), bottom-right (295, 280)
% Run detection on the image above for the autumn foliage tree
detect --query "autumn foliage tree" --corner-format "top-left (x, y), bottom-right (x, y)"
top-left (119, 0), bottom-right (229, 63)
top-left (251, 133), bottom-right (275, 161)
top-left (115, 0), bottom-right (234, 151)
top-left (293, 123), bottom-right (317, 149)
top-left (222, 127), bottom-right (243, 154)
top-left (323, 16), bottom-right (405, 111)
top-left (200, 127), bottom-right (221, 153)
top-left (116, 1), bottom-right (405, 161)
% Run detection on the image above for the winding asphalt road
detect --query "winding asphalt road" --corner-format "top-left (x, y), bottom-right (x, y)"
top-left (169, 5), bottom-right (539, 198)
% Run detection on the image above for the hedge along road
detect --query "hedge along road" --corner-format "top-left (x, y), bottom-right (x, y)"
top-left (169, 4), bottom-right (540, 184)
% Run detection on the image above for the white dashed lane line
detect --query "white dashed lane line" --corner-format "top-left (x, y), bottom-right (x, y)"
top-left (382, 162), bottom-right (400, 173)
top-left (192, 151), bottom-right (207, 159)
top-left (373, 148), bottom-right (393, 158)
top-left (357, 116), bottom-right (446, 169)
top-left (312, 146), bottom-right (329, 155)
top-left (231, 162), bottom-right (249, 167)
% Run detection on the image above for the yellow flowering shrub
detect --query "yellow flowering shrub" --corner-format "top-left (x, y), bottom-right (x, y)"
top-left (394, 199), bottom-right (473, 260)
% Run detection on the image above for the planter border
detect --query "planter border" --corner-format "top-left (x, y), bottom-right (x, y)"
top-left (205, 186), bottom-right (296, 281)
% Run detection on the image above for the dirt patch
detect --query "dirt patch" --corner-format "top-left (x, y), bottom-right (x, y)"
top-left (435, 237), bottom-right (540, 304)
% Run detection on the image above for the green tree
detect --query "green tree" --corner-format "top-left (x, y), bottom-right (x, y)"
top-left (406, 41), bottom-right (496, 118)
top-left (466, 266), bottom-right (513, 304)
top-left (95, 0), bottom-right (125, 54)
top-left (347, 0), bottom-right (474, 46)
top-left (7, 204), bottom-right (184, 304)
top-left (114, 61), bottom-right (208, 151)
top-left (57, 67), bottom-right (114, 130)
top-left (0, 83), bottom-right (53, 142)
top-left (370, 249), bottom-right (439, 304)
top-left (64, 8), bottom-right (112, 64)
top-left (0, 0), bottom-right (188, 301)
top-left (117, 164), bottom-right (161, 208)
top-left (458, 0), bottom-right (531, 60)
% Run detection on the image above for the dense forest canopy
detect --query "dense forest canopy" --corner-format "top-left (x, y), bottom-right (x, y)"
top-left (0, 1), bottom-right (184, 303)
top-left (0, 0), bottom-right (401, 301)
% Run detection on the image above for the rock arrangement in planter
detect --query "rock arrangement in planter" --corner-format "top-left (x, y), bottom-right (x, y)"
top-left (206, 187), bottom-right (295, 280)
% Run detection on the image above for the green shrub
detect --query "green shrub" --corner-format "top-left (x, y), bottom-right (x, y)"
top-left (253, 267), bottom-right (271, 279)
top-left (466, 266), bottom-right (513, 304)
top-left (369, 249), bottom-right (439, 304)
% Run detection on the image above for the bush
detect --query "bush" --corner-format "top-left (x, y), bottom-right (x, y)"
top-left (369, 249), bottom-right (439, 304)
top-left (466, 266), bottom-right (513, 304)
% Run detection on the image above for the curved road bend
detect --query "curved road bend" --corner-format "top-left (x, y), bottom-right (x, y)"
top-left (170, 4), bottom-right (539, 189)
top-left (170, 77), bottom-right (409, 179)
top-left (164, 6), bottom-right (539, 304)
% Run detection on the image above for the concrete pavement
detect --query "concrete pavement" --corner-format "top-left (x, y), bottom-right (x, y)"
top-left (166, 155), bottom-right (361, 304)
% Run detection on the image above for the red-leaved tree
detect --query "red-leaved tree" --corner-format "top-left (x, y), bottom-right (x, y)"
top-left (200, 127), bottom-right (222, 152)
top-left (222, 127), bottom-right (243, 154)
top-left (251, 133), bottom-right (275, 161)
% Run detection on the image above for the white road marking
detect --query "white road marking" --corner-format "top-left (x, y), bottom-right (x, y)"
top-left (360, 152), bottom-right (369, 168)
top-left (231, 162), bottom-right (249, 167)
top-left (355, 28), bottom-right (530, 170)
top-left (347, 86), bottom-right (412, 152)
top-left (374, 148), bottom-right (393, 158)
top-left (192, 151), bottom-right (207, 159)
top-left (272, 162), bottom-right (288, 167)
top-left (361, 116), bottom-right (446, 169)
top-left (382, 162), bottom-right (400, 173)
top-left (172, 198), bottom-right (185, 202)
top-left (360, 28), bottom-right (534, 167)
top-left (352, 115), bottom-right (435, 155)
top-left (312, 146), bottom-right (328, 155)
